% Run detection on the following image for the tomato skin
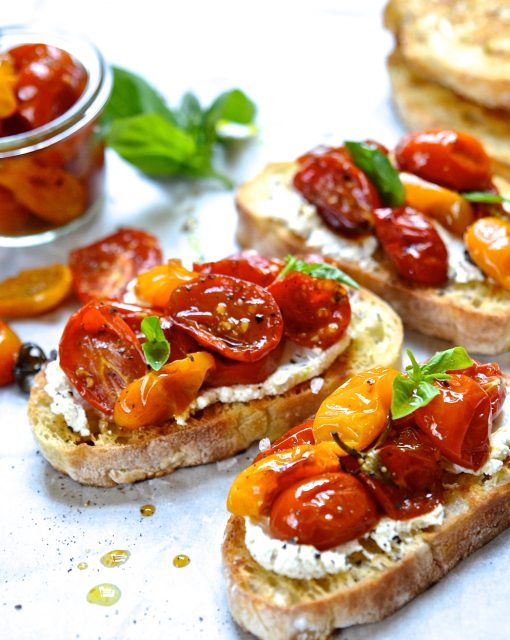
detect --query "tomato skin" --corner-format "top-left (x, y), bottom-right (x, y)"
top-left (59, 301), bottom-right (147, 415)
top-left (455, 360), bottom-right (507, 420)
top-left (0, 320), bottom-right (22, 386)
top-left (269, 472), bottom-right (379, 550)
top-left (414, 374), bottom-right (491, 470)
top-left (69, 228), bottom-right (163, 302)
top-left (195, 251), bottom-right (283, 287)
top-left (395, 129), bottom-right (492, 192)
top-left (135, 260), bottom-right (198, 309)
top-left (293, 146), bottom-right (381, 236)
top-left (373, 206), bottom-right (448, 286)
top-left (465, 217), bottom-right (510, 291)
top-left (168, 274), bottom-right (283, 363)
top-left (254, 419), bottom-right (315, 462)
top-left (268, 272), bottom-right (351, 349)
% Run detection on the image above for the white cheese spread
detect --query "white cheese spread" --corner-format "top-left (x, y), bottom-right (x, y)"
top-left (433, 221), bottom-right (485, 284)
top-left (44, 360), bottom-right (90, 437)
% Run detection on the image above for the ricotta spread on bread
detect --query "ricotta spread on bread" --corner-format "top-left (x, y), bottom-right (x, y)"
top-left (44, 360), bottom-right (90, 437)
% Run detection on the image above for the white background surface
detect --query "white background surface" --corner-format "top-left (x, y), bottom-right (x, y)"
top-left (1, 1), bottom-right (510, 639)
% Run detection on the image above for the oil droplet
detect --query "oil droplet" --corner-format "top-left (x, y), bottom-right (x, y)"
top-left (100, 550), bottom-right (130, 568)
top-left (140, 504), bottom-right (155, 517)
top-left (77, 562), bottom-right (88, 570)
top-left (173, 554), bottom-right (190, 568)
top-left (86, 583), bottom-right (121, 606)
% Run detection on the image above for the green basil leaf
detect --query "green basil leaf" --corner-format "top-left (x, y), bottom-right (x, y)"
top-left (175, 92), bottom-right (204, 137)
top-left (421, 346), bottom-right (473, 376)
top-left (344, 140), bottom-right (405, 207)
top-left (278, 255), bottom-right (359, 289)
top-left (462, 191), bottom-right (510, 204)
top-left (141, 316), bottom-right (170, 371)
top-left (391, 375), bottom-right (440, 420)
top-left (205, 89), bottom-right (257, 141)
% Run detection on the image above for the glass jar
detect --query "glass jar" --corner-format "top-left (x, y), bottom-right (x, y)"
top-left (0, 27), bottom-right (112, 247)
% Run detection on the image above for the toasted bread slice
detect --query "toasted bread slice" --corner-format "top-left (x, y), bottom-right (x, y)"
top-left (27, 288), bottom-right (402, 487)
top-left (236, 162), bottom-right (510, 354)
top-left (384, 0), bottom-right (510, 111)
top-left (388, 48), bottom-right (510, 182)
top-left (223, 465), bottom-right (510, 640)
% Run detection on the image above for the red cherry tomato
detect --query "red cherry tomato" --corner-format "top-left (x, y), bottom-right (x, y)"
top-left (0, 319), bottom-right (21, 386)
top-left (454, 360), bottom-right (507, 420)
top-left (293, 146), bottom-right (381, 236)
top-left (269, 472), bottom-right (379, 550)
top-left (168, 274), bottom-right (283, 363)
top-left (373, 206), bottom-right (448, 286)
top-left (395, 129), bottom-right (492, 192)
top-left (268, 272), bottom-right (351, 348)
top-left (414, 374), bottom-right (491, 470)
top-left (254, 419), bottom-right (315, 462)
top-left (59, 301), bottom-right (147, 415)
top-left (69, 228), bottom-right (163, 302)
top-left (106, 302), bottom-right (162, 338)
top-left (195, 251), bottom-right (283, 287)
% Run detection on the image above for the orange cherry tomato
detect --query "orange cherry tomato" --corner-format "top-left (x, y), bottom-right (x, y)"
top-left (134, 259), bottom-right (198, 308)
top-left (226, 443), bottom-right (341, 518)
top-left (195, 251), bottom-right (283, 287)
top-left (0, 320), bottom-right (21, 386)
top-left (465, 217), bottom-right (510, 290)
top-left (0, 54), bottom-right (18, 120)
top-left (113, 351), bottom-right (215, 429)
top-left (0, 264), bottom-right (71, 317)
top-left (395, 129), bottom-right (492, 192)
top-left (269, 472), bottom-right (379, 550)
top-left (313, 367), bottom-right (399, 453)
top-left (254, 419), bottom-right (315, 462)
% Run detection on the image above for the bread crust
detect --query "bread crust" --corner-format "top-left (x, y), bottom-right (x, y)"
top-left (28, 287), bottom-right (402, 486)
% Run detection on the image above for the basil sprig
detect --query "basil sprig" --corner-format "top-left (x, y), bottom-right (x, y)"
top-left (462, 191), bottom-right (510, 205)
top-left (391, 347), bottom-right (474, 420)
top-left (140, 316), bottom-right (170, 371)
top-left (277, 255), bottom-right (359, 289)
top-left (344, 140), bottom-right (405, 207)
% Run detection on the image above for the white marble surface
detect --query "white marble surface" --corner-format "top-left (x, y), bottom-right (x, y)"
top-left (1, 1), bottom-right (510, 639)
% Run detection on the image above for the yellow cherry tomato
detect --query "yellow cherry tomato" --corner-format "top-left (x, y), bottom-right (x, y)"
top-left (0, 319), bottom-right (21, 385)
top-left (134, 259), bottom-right (197, 308)
top-left (465, 217), bottom-right (510, 290)
top-left (113, 351), bottom-right (215, 429)
top-left (0, 264), bottom-right (72, 317)
top-left (313, 367), bottom-right (399, 453)
top-left (400, 172), bottom-right (474, 235)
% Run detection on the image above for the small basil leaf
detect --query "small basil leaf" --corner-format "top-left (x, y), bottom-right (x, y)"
top-left (421, 347), bottom-right (473, 377)
top-left (175, 92), bottom-right (204, 137)
top-left (462, 191), bottom-right (510, 204)
top-left (141, 316), bottom-right (170, 371)
top-left (344, 141), bottom-right (405, 207)
top-left (278, 255), bottom-right (359, 289)
top-left (391, 375), bottom-right (440, 420)
top-left (205, 89), bottom-right (257, 142)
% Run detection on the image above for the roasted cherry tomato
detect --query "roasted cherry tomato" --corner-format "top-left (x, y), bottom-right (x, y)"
top-left (0, 320), bottom-right (21, 386)
top-left (0, 264), bottom-right (72, 317)
top-left (395, 129), bottom-right (492, 192)
top-left (465, 217), bottom-right (510, 290)
top-left (269, 472), bottom-right (379, 550)
top-left (226, 443), bottom-right (341, 518)
top-left (293, 146), bottom-right (381, 236)
top-left (455, 360), bottom-right (507, 420)
top-left (254, 419), bottom-right (315, 462)
top-left (113, 352), bottom-right (215, 428)
top-left (373, 206), bottom-right (448, 286)
top-left (169, 274), bottom-right (283, 363)
top-left (195, 251), bottom-right (283, 287)
top-left (414, 374), bottom-right (491, 470)
top-left (0, 54), bottom-right (18, 120)
top-left (135, 259), bottom-right (198, 308)
top-left (105, 302), bottom-right (162, 338)
top-left (59, 301), bottom-right (147, 415)
top-left (313, 367), bottom-right (399, 452)
top-left (268, 272), bottom-right (351, 348)
top-left (69, 228), bottom-right (163, 302)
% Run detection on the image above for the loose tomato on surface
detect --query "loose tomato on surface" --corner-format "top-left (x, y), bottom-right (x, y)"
top-left (113, 352), bottom-right (215, 428)
top-left (267, 272), bottom-right (351, 349)
top-left (168, 274), bottom-right (283, 363)
top-left (195, 251), bottom-right (283, 287)
top-left (395, 130), bottom-right (492, 192)
top-left (373, 206), bottom-right (448, 286)
top-left (414, 374), bottom-right (491, 470)
top-left (465, 217), bottom-right (510, 291)
top-left (59, 301), bottom-right (147, 415)
top-left (269, 472), bottom-right (379, 550)
top-left (0, 320), bottom-right (21, 386)
top-left (0, 264), bottom-right (72, 317)
top-left (254, 419), bottom-right (315, 462)
top-left (134, 259), bottom-right (197, 308)
top-left (293, 146), bottom-right (381, 236)
top-left (313, 367), bottom-right (399, 452)
top-left (69, 228), bottom-right (163, 302)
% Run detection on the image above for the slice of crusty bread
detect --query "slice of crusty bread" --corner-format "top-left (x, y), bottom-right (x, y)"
top-left (235, 162), bottom-right (510, 354)
top-left (27, 287), bottom-right (402, 487)
top-left (387, 48), bottom-right (510, 182)
top-left (384, 0), bottom-right (510, 111)
top-left (223, 465), bottom-right (510, 640)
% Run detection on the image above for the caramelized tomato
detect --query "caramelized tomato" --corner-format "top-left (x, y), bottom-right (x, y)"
top-left (269, 472), bottom-right (379, 550)
top-left (293, 146), bottom-right (381, 236)
top-left (254, 419), bottom-right (315, 462)
top-left (59, 301), bottom-right (147, 415)
top-left (195, 251), bottom-right (283, 287)
top-left (0, 320), bottom-right (21, 386)
top-left (169, 274), bottom-right (283, 362)
top-left (455, 360), bottom-right (507, 420)
top-left (135, 260), bottom-right (198, 308)
top-left (395, 130), bottom-right (492, 192)
top-left (465, 217), bottom-right (510, 291)
top-left (268, 272), bottom-right (351, 348)
top-left (373, 206), bottom-right (448, 286)
top-left (69, 228), bottom-right (163, 302)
